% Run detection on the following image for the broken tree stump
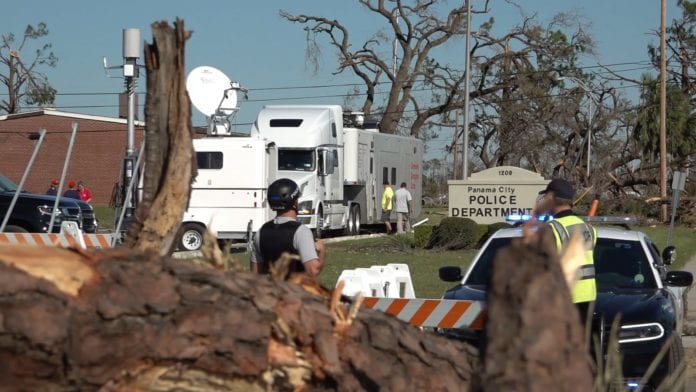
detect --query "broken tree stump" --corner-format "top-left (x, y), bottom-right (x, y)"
top-left (482, 224), bottom-right (594, 391)
top-left (0, 244), bottom-right (479, 391)
top-left (124, 19), bottom-right (196, 256)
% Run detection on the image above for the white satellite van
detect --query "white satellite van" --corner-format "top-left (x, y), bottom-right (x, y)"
top-left (176, 67), bottom-right (423, 250)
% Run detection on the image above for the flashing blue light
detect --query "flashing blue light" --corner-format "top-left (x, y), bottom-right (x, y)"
top-left (626, 381), bottom-right (640, 389)
top-left (504, 214), bottom-right (553, 223)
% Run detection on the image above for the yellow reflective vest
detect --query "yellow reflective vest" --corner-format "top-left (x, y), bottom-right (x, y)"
top-left (548, 215), bottom-right (597, 303)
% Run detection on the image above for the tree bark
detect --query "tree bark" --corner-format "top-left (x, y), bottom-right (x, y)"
top-left (0, 245), bottom-right (479, 391)
top-left (124, 19), bottom-right (196, 256)
top-left (482, 225), bottom-right (594, 391)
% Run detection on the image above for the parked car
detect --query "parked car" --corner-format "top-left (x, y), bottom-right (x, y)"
top-left (0, 175), bottom-right (96, 233)
top-left (437, 223), bottom-right (693, 389)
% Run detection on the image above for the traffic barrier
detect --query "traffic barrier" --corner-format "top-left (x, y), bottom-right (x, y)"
top-left (337, 263), bottom-right (416, 299)
top-left (0, 222), bottom-right (112, 249)
top-left (337, 268), bottom-right (385, 297)
top-left (362, 297), bottom-right (486, 330)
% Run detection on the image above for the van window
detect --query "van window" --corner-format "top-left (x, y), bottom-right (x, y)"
top-left (391, 168), bottom-right (396, 185)
top-left (332, 150), bottom-right (339, 167)
top-left (197, 152), bottom-right (223, 169)
top-left (383, 167), bottom-right (389, 184)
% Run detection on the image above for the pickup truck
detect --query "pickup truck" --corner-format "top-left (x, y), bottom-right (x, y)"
top-left (438, 223), bottom-right (693, 390)
top-left (0, 175), bottom-right (96, 233)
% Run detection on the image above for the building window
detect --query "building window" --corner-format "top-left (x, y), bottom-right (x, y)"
top-left (383, 167), bottom-right (389, 184)
top-left (391, 167), bottom-right (396, 185)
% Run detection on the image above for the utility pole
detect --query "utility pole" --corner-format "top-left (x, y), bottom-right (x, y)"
top-left (461, 0), bottom-right (472, 180)
top-left (660, 0), bottom-right (668, 222)
top-left (452, 112), bottom-right (460, 179)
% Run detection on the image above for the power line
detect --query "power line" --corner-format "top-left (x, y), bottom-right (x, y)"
top-left (0, 59), bottom-right (667, 98)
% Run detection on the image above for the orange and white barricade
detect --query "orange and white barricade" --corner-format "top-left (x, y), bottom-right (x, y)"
top-left (0, 222), bottom-right (112, 249)
top-left (362, 297), bottom-right (486, 330)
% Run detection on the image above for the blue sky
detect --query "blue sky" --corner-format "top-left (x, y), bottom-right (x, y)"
top-left (1, 1), bottom-right (680, 159)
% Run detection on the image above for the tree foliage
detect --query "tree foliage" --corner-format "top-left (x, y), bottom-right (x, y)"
top-left (635, 74), bottom-right (696, 168)
top-left (0, 23), bottom-right (58, 114)
top-left (637, 0), bottom-right (696, 171)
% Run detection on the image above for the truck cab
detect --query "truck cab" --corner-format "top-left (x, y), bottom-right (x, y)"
top-left (252, 105), bottom-right (346, 237)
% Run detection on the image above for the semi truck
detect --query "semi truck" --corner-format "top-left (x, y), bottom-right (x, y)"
top-left (176, 104), bottom-right (423, 251)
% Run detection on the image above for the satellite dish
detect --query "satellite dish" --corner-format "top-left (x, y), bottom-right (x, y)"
top-left (186, 66), bottom-right (237, 117)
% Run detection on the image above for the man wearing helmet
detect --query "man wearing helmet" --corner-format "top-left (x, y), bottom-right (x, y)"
top-left (251, 178), bottom-right (326, 277)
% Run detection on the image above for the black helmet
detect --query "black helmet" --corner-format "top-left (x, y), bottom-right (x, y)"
top-left (268, 178), bottom-right (301, 211)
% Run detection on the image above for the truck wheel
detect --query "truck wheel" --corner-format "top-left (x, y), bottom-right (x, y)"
top-left (4, 225), bottom-right (28, 233)
top-left (178, 223), bottom-right (205, 251)
top-left (344, 207), bottom-right (355, 236)
top-left (351, 205), bottom-right (361, 235)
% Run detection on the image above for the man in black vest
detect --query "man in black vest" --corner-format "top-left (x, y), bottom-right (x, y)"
top-left (251, 178), bottom-right (325, 277)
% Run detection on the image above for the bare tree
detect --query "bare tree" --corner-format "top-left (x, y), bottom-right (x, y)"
top-left (0, 23), bottom-right (57, 114)
top-left (281, 0), bottom-right (493, 136)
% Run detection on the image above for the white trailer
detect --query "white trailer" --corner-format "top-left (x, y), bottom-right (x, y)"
top-left (177, 135), bottom-right (277, 251)
top-left (250, 105), bottom-right (423, 237)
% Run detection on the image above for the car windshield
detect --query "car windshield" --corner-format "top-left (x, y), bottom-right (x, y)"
top-left (465, 237), bottom-right (514, 285)
top-left (464, 235), bottom-right (658, 291)
top-left (278, 149), bottom-right (315, 171)
top-left (0, 175), bottom-right (18, 192)
top-left (595, 238), bottom-right (657, 290)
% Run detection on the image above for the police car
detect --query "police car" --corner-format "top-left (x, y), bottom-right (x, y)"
top-left (437, 218), bottom-right (693, 389)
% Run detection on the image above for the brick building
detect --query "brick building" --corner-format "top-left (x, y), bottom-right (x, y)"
top-left (0, 109), bottom-right (145, 206)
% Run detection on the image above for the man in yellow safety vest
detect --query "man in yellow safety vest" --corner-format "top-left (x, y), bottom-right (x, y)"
top-left (537, 178), bottom-right (597, 320)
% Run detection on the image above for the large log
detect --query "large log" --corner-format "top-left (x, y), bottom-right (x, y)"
top-left (0, 245), bottom-right (479, 391)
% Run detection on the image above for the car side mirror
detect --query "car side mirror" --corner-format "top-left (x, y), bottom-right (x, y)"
top-left (664, 271), bottom-right (693, 287)
top-left (439, 266), bottom-right (463, 282)
top-left (662, 246), bottom-right (676, 266)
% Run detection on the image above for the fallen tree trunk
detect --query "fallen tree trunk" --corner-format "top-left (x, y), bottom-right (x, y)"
top-left (0, 245), bottom-right (479, 391)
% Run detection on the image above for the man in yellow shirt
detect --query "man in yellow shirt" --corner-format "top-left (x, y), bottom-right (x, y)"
top-left (381, 179), bottom-right (394, 234)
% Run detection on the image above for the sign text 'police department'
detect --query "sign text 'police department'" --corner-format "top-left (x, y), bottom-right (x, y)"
top-left (447, 166), bottom-right (549, 224)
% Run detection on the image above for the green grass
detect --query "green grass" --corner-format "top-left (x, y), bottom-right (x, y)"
top-left (318, 235), bottom-right (477, 299)
top-left (234, 224), bottom-right (694, 300)
top-left (233, 234), bottom-right (477, 299)
top-left (93, 206), bottom-right (117, 231)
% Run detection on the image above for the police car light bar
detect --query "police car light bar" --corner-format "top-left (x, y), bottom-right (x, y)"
top-left (504, 214), bottom-right (553, 223)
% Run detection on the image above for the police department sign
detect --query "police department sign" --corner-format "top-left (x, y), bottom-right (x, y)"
top-left (448, 166), bottom-right (549, 224)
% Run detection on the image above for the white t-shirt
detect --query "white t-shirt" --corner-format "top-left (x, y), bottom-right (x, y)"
top-left (394, 187), bottom-right (413, 213)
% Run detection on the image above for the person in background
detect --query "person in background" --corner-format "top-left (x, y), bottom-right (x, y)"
top-left (77, 181), bottom-right (93, 203)
top-left (46, 179), bottom-right (59, 196)
top-left (381, 179), bottom-right (394, 234)
top-left (394, 182), bottom-right (413, 233)
top-left (251, 178), bottom-right (325, 278)
top-left (63, 181), bottom-right (81, 200)
top-left (536, 178), bottom-right (597, 323)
